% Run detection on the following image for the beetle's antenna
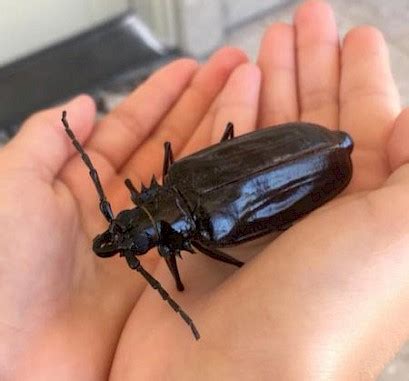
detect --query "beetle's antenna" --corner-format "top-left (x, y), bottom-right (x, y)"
top-left (61, 111), bottom-right (114, 222)
top-left (125, 254), bottom-right (200, 340)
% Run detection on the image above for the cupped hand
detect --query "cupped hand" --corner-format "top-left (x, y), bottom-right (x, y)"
top-left (110, 1), bottom-right (409, 381)
top-left (3, 1), bottom-right (409, 380)
top-left (0, 45), bottom-right (254, 380)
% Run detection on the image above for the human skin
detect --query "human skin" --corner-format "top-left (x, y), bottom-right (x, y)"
top-left (1, 0), bottom-right (409, 380)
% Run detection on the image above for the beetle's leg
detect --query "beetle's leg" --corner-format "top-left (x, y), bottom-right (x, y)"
top-left (124, 252), bottom-right (200, 340)
top-left (124, 178), bottom-right (140, 205)
top-left (192, 241), bottom-right (244, 267)
top-left (61, 111), bottom-right (114, 222)
top-left (166, 255), bottom-right (185, 291)
top-left (220, 122), bottom-right (234, 142)
top-left (163, 141), bottom-right (174, 177)
top-left (158, 245), bottom-right (185, 291)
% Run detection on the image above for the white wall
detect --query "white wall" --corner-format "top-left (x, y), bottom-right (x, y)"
top-left (0, 0), bottom-right (127, 65)
top-left (0, 0), bottom-right (286, 65)
top-left (131, 0), bottom-right (286, 56)
top-left (223, 0), bottom-right (285, 27)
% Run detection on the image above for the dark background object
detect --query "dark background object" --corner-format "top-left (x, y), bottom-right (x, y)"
top-left (0, 12), bottom-right (179, 140)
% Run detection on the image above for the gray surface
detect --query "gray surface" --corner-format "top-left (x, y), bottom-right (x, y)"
top-left (225, 1), bottom-right (409, 380)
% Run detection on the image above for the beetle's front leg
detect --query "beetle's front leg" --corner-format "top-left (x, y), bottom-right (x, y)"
top-left (158, 245), bottom-right (185, 291)
top-left (156, 220), bottom-right (196, 291)
top-left (124, 251), bottom-right (200, 340)
top-left (124, 178), bottom-right (139, 205)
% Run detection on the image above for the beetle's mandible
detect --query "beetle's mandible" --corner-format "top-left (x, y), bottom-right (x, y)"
top-left (61, 111), bottom-right (353, 340)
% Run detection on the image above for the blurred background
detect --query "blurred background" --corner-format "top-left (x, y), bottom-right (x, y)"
top-left (1, 1), bottom-right (408, 379)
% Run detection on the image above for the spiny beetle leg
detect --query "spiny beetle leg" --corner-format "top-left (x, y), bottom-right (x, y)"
top-left (163, 249), bottom-right (185, 292)
top-left (163, 141), bottom-right (174, 178)
top-left (158, 244), bottom-right (185, 291)
top-left (220, 122), bottom-right (234, 142)
top-left (124, 178), bottom-right (139, 205)
top-left (124, 252), bottom-right (200, 340)
top-left (193, 241), bottom-right (244, 267)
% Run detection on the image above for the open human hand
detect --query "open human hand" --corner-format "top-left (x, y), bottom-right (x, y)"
top-left (0, 43), bottom-right (254, 379)
top-left (2, 0), bottom-right (409, 380)
top-left (110, 1), bottom-right (409, 381)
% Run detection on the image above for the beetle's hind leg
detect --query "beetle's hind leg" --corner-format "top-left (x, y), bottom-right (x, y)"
top-left (220, 122), bottom-right (234, 142)
top-left (163, 141), bottom-right (174, 177)
top-left (193, 241), bottom-right (243, 267)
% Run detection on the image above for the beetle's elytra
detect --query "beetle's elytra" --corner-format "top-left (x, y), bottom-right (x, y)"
top-left (61, 112), bottom-right (353, 340)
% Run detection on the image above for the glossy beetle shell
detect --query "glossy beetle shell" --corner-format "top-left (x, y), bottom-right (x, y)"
top-left (167, 123), bottom-right (353, 246)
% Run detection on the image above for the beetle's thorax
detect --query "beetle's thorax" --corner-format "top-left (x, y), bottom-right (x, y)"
top-left (138, 184), bottom-right (196, 241)
top-left (92, 184), bottom-right (196, 257)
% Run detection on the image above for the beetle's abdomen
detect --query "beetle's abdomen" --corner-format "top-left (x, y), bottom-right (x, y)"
top-left (168, 123), bottom-right (353, 247)
top-left (198, 145), bottom-right (351, 246)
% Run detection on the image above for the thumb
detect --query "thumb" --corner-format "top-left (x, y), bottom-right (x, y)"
top-left (3, 95), bottom-right (96, 183)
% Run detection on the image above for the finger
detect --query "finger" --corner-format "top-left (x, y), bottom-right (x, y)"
top-left (179, 63), bottom-right (260, 156)
top-left (295, 0), bottom-right (340, 129)
top-left (340, 27), bottom-right (400, 190)
top-left (3, 95), bottom-right (96, 183)
top-left (180, 63), bottom-right (261, 154)
top-left (88, 58), bottom-right (199, 170)
top-left (387, 108), bottom-right (409, 172)
top-left (257, 23), bottom-right (298, 127)
top-left (153, 47), bottom-right (248, 150)
top-left (122, 47), bottom-right (248, 183)
top-left (211, 63), bottom-right (261, 143)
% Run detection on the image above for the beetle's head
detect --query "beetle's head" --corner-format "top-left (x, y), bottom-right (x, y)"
top-left (92, 219), bottom-right (126, 257)
top-left (92, 209), bottom-right (154, 257)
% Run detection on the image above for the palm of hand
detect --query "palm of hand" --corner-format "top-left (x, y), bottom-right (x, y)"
top-left (109, 4), bottom-right (409, 381)
top-left (2, 2), bottom-right (409, 381)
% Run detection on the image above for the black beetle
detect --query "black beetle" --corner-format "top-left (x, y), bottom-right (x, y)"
top-left (61, 111), bottom-right (353, 340)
